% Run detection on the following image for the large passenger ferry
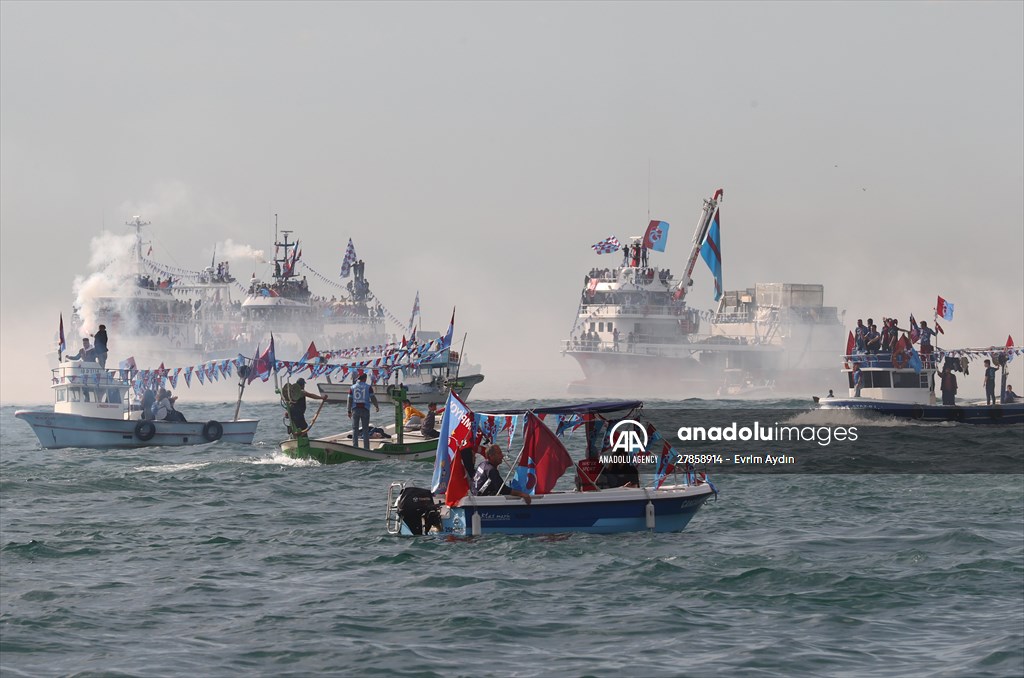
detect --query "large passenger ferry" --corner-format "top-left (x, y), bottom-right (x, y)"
top-left (562, 190), bottom-right (845, 395)
top-left (70, 216), bottom-right (388, 366)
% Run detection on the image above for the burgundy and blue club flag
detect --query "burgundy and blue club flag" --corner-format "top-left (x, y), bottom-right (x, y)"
top-left (591, 236), bottom-right (621, 255)
top-left (431, 391), bottom-right (475, 493)
top-left (936, 296), bottom-right (954, 322)
top-left (700, 209), bottom-right (722, 300)
top-left (642, 220), bottom-right (670, 252)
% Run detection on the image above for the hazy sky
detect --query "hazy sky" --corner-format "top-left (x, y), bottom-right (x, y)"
top-left (2, 1), bottom-right (1022, 404)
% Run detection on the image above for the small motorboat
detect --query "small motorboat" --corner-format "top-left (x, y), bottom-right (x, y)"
top-left (385, 397), bottom-right (717, 536)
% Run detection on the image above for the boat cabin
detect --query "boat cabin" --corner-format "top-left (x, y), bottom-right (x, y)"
top-left (53, 360), bottom-right (133, 420)
top-left (842, 353), bottom-right (936, 404)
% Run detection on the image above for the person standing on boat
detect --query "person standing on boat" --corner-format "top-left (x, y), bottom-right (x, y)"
top-left (936, 361), bottom-right (958, 406)
top-left (983, 360), bottom-right (998, 406)
top-left (854, 319), bottom-right (867, 353)
top-left (852, 364), bottom-right (863, 397)
top-left (917, 321), bottom-right (936, 357)
top-left (92, 324), bottom-right (109, 369)
top-left (865, 323), bottom-right (881, 354)
top-left (473, 445), bottom-right (531, 504)
top-left (347, 373), bottom-right (380, 448)
top-left (285, 378), bottom-right (326, 435)
top-left (421, 403), bottom-right (439, 438)
top-left (66, 338), bottom-right (95, 362)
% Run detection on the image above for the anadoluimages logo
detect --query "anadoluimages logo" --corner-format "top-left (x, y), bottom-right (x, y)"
top-left (603, 420), bottom-right (656, 464)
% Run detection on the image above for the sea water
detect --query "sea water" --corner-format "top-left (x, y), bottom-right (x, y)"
top-left (1, 399), bottom-right (1022, 677)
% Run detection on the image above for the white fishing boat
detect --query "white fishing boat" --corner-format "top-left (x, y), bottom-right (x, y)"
top-left (816, 340), bottom-right (1023, 425)
top-left (15, 358), bottom-right (259, 449)
top-left (563, 189), bottom-right (844, 395)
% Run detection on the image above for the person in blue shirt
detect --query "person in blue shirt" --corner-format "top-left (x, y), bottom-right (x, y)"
top-left (852, 364), bottom-right (863, 397)
top-left (854, 319), bottom-right (867, 353)
top-left (1004, 385), bottom-right (1019, 403)
top-left (983, 360), bottom-right (998, 405)
top-left (865, 324), bottom-right (881, 354)
top-left (918, 321), bottom-right (936, 356)
top-left (347, 373), bottom-right (380, 449)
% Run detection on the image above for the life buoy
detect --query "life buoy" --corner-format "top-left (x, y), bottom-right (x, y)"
top-left (910, 406), bottom-right (925, 420)
top-left (203, 420), bottom-right (224, 442)
top-left (134, 420), bottom-right (156, 441)
top-left (892, 349), bottom-right (908, 369)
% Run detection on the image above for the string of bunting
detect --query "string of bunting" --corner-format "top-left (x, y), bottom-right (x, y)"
top-left (301, 261), bottom-right (408, 331)
top-left (101, 334), bottom-right (454, 397)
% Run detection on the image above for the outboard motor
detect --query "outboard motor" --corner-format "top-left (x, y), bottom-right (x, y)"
top-left (396, 487), bottom-right (442, 535)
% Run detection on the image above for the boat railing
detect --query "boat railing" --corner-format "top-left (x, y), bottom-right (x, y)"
top-left (580, 304), bottom-right (698, 318)
top-left (52, 365), bottom-right (132, 386)
top-left (561, 338), bottom-right (707, 357)
top-left (842, 352), bottom-right (938, 370)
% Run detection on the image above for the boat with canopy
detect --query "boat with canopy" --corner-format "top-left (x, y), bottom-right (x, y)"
top-left (386, 396), bottom-right (717, 536)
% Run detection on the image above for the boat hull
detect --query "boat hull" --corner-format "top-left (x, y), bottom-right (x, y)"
top-left (409, 484), bottom-right (716, 536)
top-left (819, 399), bottom-right (1024, 425)
top-left (14, 411), bottom-right (259, 449)
top-left (280, 434), bottom-right (437, 463)
top-left (566, 350), bottom-right (832, 396)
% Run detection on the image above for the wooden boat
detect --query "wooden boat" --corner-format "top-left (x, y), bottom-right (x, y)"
top-left (278, 387), bottom-right (439, 463)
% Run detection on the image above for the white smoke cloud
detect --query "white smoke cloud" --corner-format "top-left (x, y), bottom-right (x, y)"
top-left (216, 238), bottom-right (266, 263)
top-left (71, 232), bottom-right (141, 341)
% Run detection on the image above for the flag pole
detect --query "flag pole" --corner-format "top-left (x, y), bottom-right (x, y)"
top-left (454, 333), bottom-right (468, 381)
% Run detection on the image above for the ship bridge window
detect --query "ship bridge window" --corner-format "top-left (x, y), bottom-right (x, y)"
top-left (69, 388), bottom-right (81, 402)
top-left (56, 388), bottom-right (67, 402)
top-left (868, 372), bottom-right (891, 388)
top-left (893, 372), bottom-right (927, 388)
top-left (599, 322), bottom-right (605, 332)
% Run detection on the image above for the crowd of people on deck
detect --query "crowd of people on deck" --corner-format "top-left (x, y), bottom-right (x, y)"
top-left (852, 316), bottom-right (938, 360)
top-left (850, 316), bottom-right (1020, 405)
top-left (585, 268), bottom-right (674, 287)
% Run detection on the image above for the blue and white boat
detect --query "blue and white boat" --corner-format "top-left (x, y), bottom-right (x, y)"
top-left (16, 358), bottom-right (259, 449)
top-left (386, 399), bottom-right (717, 537)
top-left (816, 344), bottom-right (1023, 425)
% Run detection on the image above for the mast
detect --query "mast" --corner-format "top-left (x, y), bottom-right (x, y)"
top-left (127, 215), bottom-right (151, 278)
top-left (673, 189), bottom-right (723, 303)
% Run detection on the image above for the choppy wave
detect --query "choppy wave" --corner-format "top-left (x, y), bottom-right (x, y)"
top-left (1, 402), bottom-right (1021, 677)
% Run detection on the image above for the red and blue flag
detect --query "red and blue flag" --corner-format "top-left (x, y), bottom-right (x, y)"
top-left (643, 220), bottom-right (670, 252)
top-left (511, 412), bottom-right (573, 495)
top-left (591, 236), bottom-right (621, 255)
top-left (431, 391), bottom-right (475, 494)
top-left (700, 209), bottom-right (723, 300)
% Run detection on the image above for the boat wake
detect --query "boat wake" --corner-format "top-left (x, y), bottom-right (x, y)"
top-left (133, 460), bottom-right (216, 474)
top-left (783, 408), bottom-right (957, 428)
